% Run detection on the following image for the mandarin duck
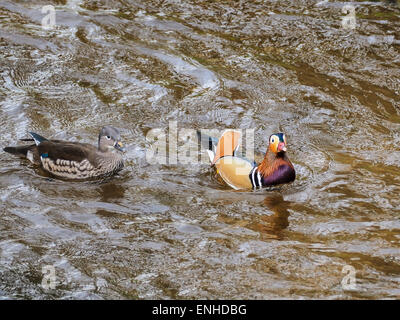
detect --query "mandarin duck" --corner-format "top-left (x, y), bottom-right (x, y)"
top-left (198, 129), bottom-right (295, 190)
top-left (3, 126), bottom-right (125, 180)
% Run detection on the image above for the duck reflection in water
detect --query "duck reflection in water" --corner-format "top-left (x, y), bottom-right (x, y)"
top-left (95, 181), bottom-right (126, 217)
top-left (216, 192), bottom-right (291, 240)
top-left (247, 193), bottom-right (290, 240)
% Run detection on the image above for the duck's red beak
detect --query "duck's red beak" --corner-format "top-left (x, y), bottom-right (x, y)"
top-left (277, 142), bottom-right (287, 152)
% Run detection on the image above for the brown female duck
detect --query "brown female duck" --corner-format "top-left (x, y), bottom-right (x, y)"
top-left (3, 126), bottom-right (125, 180)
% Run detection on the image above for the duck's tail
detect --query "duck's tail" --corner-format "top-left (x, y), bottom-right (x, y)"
top-left (3, 131), bottom-right (46, 161)
top-left (3, 145), bottom-right (34, 157)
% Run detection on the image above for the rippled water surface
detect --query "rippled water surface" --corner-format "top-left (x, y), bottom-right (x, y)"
top-left (1, 0), bottom-right (400, 299)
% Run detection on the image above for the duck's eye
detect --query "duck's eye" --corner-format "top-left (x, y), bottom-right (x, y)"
top-left (270, 136), bottom-right (275, 144)
top-left (106, 136), bottom-right (111, 140)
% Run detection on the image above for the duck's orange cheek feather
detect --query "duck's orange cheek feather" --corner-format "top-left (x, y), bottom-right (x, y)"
top-left (269, 143), bottom-right (277, 154)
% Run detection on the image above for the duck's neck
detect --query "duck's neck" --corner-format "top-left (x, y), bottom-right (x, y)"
top-left (98, 143), bottom-right (110, 153)
top-left (258, 150), bottom-right (284, 176)
top-left (257, 149), bottom-right (294, 184)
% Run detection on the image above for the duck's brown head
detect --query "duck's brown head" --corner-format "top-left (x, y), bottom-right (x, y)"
top-left (98, 126), bottom-right (125, 153)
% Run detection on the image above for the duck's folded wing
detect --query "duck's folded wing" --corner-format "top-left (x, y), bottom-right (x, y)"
top-left (37, 142), bottom-right (94, 165)
top-left (214, 155), bottom-right (254, 190)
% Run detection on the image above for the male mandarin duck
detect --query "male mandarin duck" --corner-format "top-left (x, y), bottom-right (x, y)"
top-left (3, 126), bottom-right (125, 180)
top-left (198, 129), bottom-right (295, 190)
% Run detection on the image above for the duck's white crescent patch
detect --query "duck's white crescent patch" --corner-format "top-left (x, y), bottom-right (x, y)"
top-left (27, 151), bottom-right (34, 163)
top-left (206, 149), bottom-right (215, 163)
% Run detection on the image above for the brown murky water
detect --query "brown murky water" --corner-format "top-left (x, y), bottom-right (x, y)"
top-left (1, 0), bottom-right (400, 299)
